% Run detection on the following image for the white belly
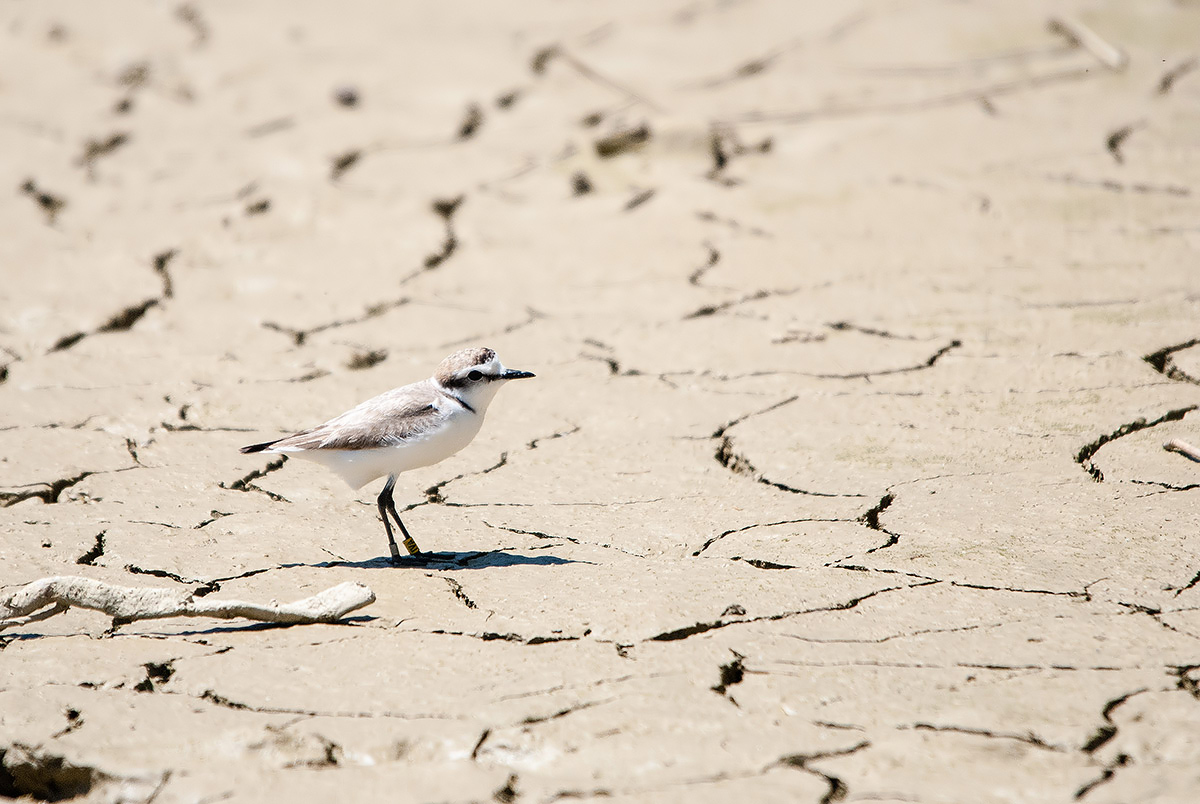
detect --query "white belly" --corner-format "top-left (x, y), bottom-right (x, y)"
top-left (287, 411), bottom-right (483, 490)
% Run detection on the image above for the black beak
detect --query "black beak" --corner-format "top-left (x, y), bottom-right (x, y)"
top-left (501, 369), bottom-right (536, 380)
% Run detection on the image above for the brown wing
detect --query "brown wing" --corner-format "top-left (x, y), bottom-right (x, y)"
top-left (258, 388), bottom-right (444, 452)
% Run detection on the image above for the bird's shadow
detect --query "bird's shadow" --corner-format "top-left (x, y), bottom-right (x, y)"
top-left (118, 553), bottom-right (580, 636)
top-left (313, 550), bottom-right (585, 571)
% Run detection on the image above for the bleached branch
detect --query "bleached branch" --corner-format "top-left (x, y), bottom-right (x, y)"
top-left (1, 577), bottom-right (375, 631)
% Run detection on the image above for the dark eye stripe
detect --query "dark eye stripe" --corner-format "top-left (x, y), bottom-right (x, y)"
top-left (443, 369), bottom-right (489, 389)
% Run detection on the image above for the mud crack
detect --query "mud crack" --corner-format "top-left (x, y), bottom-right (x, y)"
top-left (75, 532), bottom-right (106, 566)
top-left (1080, 688), bottom-right (1148, 757)
top-left (0, 743), bottom-right (109, 801)
top-left (175, 3), bottom-right (209, 47)
top-left (532, 44), bottom-right (661, 112)
top-left (521, 699), bottom-right (607, 726)
top-left (694, 517), bottom-right (848, 557)
top-left (1158, 57), bottom-right (1197, 95)
top-left (684, 287), bottom-right (798, 319)
top-left (221, 457), bottom-right (289, 502)
top-left (689, 242), bottom-right (720, 285)
top-left (263, 298), bottom-right (409, 346)
top-left (1075, 753), bottom-right (1131, 800)
top-left (594, 124), bottom-right (652, 158)
top-left (441, 577), bottom-right (478, 610)
top-left (807, 339), bottom-right (961, 380)
top-left (581, 352), bottom-right (635, 377)
top-left (1105, 124), bottom-right (1138, 164)
top-left (1043, 173), bottom-right (1190, 197)
top-left (330, 149), bottom-right (361, 181)
top-left (50, 708), bottom-right (83, 740)
top-left (1075, 687), bottom-right (1150, 802)
top-left (418, 453), bottom-right (508, 506)
top-left (902, 722), bottom-right (1063, 751)
top-left (456, 103), bottom-right (483, 140)
top-left (647, 581), bottom-right (936, 642)
top-left (400, 196), bottom-right (464, 283)
top-left (123, 562), bottom-right (300, 597)
top-left (1075, 405), bottom-right (1197, 481)
top-left (50, 299), bottom-right (160, 353)
top-left (709, 396), bottom-right (863, 499)
top-left (493, 773), bottom-right (518, 803)
top-left (77, 132), bottom-right (130, 178)
top-left (412, 422), bottom-right (576, 511)
top-left (0, 471), bottom-right (95, 507)
top-left (775, 740), bottom-right (870, 804)
top-left (711, 650), bottom-right (746, 701)
top-left (438, 307), bottom-right (543, 351)
top-left (713, 434), bottom-right (858, 498)
top-left (706, 126), bottom-right (771, 185)
top-left (1170, 569), bottom-right (1200, 598)
top-left (732, 64), bottom-right (1100, 126)
top-left (695, 209), bottom-right (772, 238)
top-left (1143, 338), bottom-right (1200, 385)
top-left (134, 660), bottom-right (175, 693)
top-left (826, 321), bottom-right (919, 340)
top-left (19, 179), bottom-right (66, 224)
top-left (346, 349), bottom-right (387, 371)
top-left (617, 188), bottom-right (651, 213)
top-left (0, 349), bottom-right (16, 385)
top-left (124, 565), bottom-right (220, 596)
top-left (526, 425), bottom-right (580, 451)
top-left (149, 249), bottom-right (176, 296)
top-left (948, 580), bottom-right (1087, 599)
top-left (194, 689), bottom-right (448, 721)
top-left (859, 492), bottom-right (901, 553)
top-left (1171, 665), bottom-right (1200, 700)
top-left (428, 629), bottom-right (581, 645)
top-left (482, 519), bottom-right (642, 559)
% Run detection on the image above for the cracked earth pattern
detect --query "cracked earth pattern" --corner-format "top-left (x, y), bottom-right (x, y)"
top-left (2, 2), bottom-right (1199, 802)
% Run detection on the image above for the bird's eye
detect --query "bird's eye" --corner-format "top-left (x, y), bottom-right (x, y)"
top-left (468, 370), bottom-right (483, 381)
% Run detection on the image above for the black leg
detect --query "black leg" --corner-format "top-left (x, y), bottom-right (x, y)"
top-left (385, 494), bottom-right (422, 556)
top-left (377, 475), bottom-right (402, 562)
top-left (379, 474), bottom-right (422, 559)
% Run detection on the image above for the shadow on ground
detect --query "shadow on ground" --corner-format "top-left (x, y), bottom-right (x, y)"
top-left (315, 551), bottom-right (583, 571)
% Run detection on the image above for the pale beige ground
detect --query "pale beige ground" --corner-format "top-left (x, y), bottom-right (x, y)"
top-left (2, 1), bottom-right (1199, 802)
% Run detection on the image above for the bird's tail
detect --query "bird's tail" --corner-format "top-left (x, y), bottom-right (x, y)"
top-left (240, 439), bottom-right (280, 454)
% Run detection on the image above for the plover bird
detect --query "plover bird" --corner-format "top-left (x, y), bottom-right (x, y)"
top-left (241, 347), bottom-right (534, 561)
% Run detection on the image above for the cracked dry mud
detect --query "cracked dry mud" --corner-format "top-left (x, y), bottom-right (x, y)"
top-left (2, 2), bottom-right (1198, 802)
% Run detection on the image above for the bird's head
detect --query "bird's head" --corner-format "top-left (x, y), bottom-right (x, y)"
top-left (434, 347), bottom-right (535, 411)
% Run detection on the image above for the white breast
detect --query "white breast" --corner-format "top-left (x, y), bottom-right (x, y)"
top-left (291, 406), bottom-right (484, 490)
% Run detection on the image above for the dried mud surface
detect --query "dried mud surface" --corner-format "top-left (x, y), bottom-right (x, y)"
top-left (2, 2), bottom-right (1199, 802)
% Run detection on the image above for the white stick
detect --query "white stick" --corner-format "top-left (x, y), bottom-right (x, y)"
top-left (1, 577), bottom-right (375, 631)
top-left (1048, 17), bottom-right (1128, 71)
top-left (1164, 439), bottom-right (1200, 463)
